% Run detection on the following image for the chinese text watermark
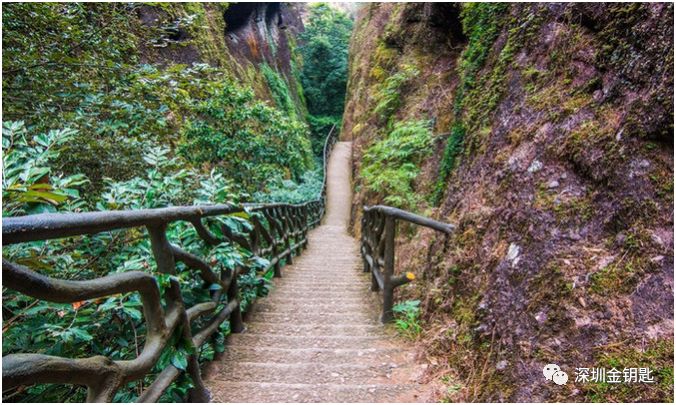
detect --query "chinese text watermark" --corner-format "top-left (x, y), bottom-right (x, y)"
top-left (543, 364), bottom-right (656, 386)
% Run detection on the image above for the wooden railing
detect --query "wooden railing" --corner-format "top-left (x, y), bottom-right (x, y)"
top-left (361, 205), bottom-right (454, 322)
top-left (1, 127), bottom-right (337, 402)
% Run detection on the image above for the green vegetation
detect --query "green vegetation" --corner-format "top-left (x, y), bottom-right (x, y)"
top-left (361, 120), bottom-right (433, 209)
top-left (2, 3), bottom-right (314, 198)
top-left (391, 299), bottom-right (422, 338)
top-left (2, 122), bottom-right (87, 216)
top-left (589, 227), bottom-right (660, 296)
top-left (453, 3), bottom-right (509, 116)
top-left (584, 339), bottom-right (674, 402)
top-left (177, 74), bottom-right (312, 188)
top-left (253, 168), bottom-right (323, 204)
top-left (307, 114), bottom-right (340, 155)
top-left (432, 123), bottom-right (466, 203)
top-left (260, 63), bottom-right (297, 118)
top-left (299, 3), bottom-right (353, 151)
top-left (373, 65), bottom-right (419, 125)
top-left (1, 3), bottom-right (324, 402)
top-left (2, 121), bottom-right (274, 402)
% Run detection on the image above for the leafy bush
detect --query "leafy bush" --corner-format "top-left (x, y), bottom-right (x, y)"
top-left (178, 81), bottom-right (313, 190)
top-left (253, 166), bottom-right (324, 204)
top-left (307, 114), bottom-right (341, 155)
top-left (2, 121), bottom-right (88, 216)
top-left (361, 120), bottom-right (433, 209)
top-left (392, 299), bottom-right (422, 338)
top-left (2, 3), bottom-right (138, 126)
top-left (1, 135), bottom-right (270, 402)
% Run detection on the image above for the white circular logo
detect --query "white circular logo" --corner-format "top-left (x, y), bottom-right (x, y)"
top-left (543, 364), bottom-right (560, 380)
top-left (552, 370), bottom-right (569, 385)
top-left (543, 364), bottom-right (568, 385)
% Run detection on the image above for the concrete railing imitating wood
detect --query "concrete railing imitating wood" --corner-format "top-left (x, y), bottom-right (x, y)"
top-left (361, 205), bottom-right (454, 322)
top-left (1, 126), bottom-right (338, 402)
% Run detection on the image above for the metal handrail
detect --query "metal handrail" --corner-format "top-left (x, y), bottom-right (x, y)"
top-left (361, 205), bottom-right (454, 322)
top-left (1, 127), bottom-right (339, 402)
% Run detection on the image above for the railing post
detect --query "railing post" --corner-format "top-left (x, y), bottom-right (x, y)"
top-left (227, 267), bottom-right (244, 333)
top-left (381, 216), bottom-right (396, 323)
top-left (302, 205), bottom-right (309, 249)
top-left (362, 215), bottom-right (370, 274)
top-left (147, 223), bottom-right (176, 275)
top-left (283, 207), bottom-right (293, 265)
top-left (167, 280), bottom-right (210, 403)
top-left (293, 207), bottom-right (302, 256)
top-left (273, 241), bottom-right (283, 278)
top-left (149, 226), bottom-right (211, 401)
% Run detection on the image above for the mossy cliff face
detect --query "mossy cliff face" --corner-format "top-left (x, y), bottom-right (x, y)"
top-left (136, 2), bottom-right (306, 117)
top-left (343, 3), bottom-right (673, 401)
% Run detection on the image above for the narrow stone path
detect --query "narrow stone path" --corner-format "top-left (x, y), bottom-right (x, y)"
top-left (204, 142), bottom-right (426, 402)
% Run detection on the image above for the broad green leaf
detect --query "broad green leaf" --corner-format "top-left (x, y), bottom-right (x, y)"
top-left (170, 351), bottom-right (188, 371)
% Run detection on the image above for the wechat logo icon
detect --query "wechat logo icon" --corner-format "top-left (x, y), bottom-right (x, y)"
top-left (543, 364), bottom-right (568, 385)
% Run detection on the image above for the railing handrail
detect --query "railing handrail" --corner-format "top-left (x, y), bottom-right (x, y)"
top-left (2, 201), bottom-right (330, 245)
top-left (2, 204), bottom-right (241, 244)
top-left (1, 127), bottom-right (339, 403)
top-left (363, 205), bottom-right (455, 234)
top-left (360, 204), bottom-right (454, 322)
top-left (319, 124), bottom-right (337, 199)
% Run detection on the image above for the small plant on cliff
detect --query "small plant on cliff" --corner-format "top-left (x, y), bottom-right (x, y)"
top-left (261, 63), bottom-right (297, 118)
top-left (392, 299), bottom-right (422, 338)
top-left (432, 123), bottom-right (466, 204)
top-left (361, 120), bottom-right (433, 209)
top-left (373, 65), bottom-right (419, 124)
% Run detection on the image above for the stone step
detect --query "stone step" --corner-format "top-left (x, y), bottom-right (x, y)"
top-left (208, 381), bottom-right (417, 403)
top-left (280, 273), bottom-right (361, 279)
top-left (254, 302), bottom-right (367, 313)
top-left (257, 296), bottom-right (368, 304)
top-left (250, 311), bottom-right (378, 324)
top-left (217, 346), bottom-right (401, 365)
top-left (278, 280), bottom-right (363, 285)
top-left (273, 282), bottom-right (370, 289)
top-left (285, 265), bottom-right (359, 268)
top-left (272, 282), bottom-right (368, 289)
top-left (267, 289), bottom-right (370, 297)
top-left (228, 333), bottom-right (388, 350)
top-left (243, 321), bottom-right (383, 336)
top-left (276, 274), bottom-right (361, 280)
top-left (208, 361), bottom-right (400, 385)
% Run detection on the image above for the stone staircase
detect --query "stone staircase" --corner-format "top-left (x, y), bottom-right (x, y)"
top-left (203, 142), bottom-right (426, 402)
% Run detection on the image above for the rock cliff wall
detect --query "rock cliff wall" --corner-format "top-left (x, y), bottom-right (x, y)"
top-left (342, 3), bottom-right (673, 401)
top-left (137, 2), bottom-right (306, 117)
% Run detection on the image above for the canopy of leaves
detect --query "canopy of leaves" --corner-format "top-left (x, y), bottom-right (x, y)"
top-left (2, 3), bottom-right (314, 199)
top-left (299, 3), bottom-right (353, 119)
